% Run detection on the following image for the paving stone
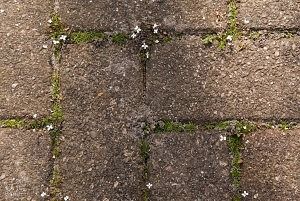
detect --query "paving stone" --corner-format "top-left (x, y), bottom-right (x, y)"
top-left (0, 129), bottom-right (51, 200)
top-left (238, 0), bottom-right (300, 29)
top-left (58, 44), bottom-right (144, 200)
top-left (149, 130), bottom-right (232, 200)
top-left (146, 35), bottom-right (300, 121)
top-left (0, 0), bottom-right (52, 118)
top-left (241, 128), bottom-right (300, 200)
top-left (58, 0), bottom-right (227, 32)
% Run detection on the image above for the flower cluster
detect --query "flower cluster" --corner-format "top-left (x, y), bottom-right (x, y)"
top-left (130, 24), bottom-right (161, 60)
top-left (53, 35), bottom-right (67, 45)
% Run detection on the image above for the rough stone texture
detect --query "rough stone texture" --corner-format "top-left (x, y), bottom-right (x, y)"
top-left (58, 0), bottom-right (227, 32)
top-left (59, 44), bottom-right (144, 200)
top-left (149, 130), bottom-right (232, 200)
top-left (0, 0), bottom-right (52, 118)
top-left (241, 128), bottom-right (300, 200)
top-left (146, 35), bottom-right (300, 121)
top-left (238, 0), bottom-right (300, 29)
top-left (0, 129), bottom-right (51, 200)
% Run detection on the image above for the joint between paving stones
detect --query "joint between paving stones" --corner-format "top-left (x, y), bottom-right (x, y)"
top-left (47, 6), bottom-right (65, 200)
top-left (140, 122), bottom-right (152, 201)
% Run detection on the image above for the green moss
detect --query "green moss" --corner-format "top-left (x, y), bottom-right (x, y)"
top-left (28, 117), bottom-right (52, 129)
top-left (70, 31), bottom-right (106, 44)
top-left (205, 120), bottom-right (255, 134)
top-left (111, 33), bottom-right (129, 45)
top-left (0, 119), bottom-right (25, 128)
top-left (250, 31), bottom-right (261, 40)
top-left (50, 129), bottom-right (61, 157)
top-left (154, 121), bottom-right (197, 133)
top-left (51, 70), bottom-right (61, 100)
top-left (204, 0), bottom-right (239, 49)
top-left (235, 121), bottom-right (256, 134)
top-left (50, 14), bottom-right (65, 38)
top-left (49, 166), bottom-right (61, 201)
top-left (232, 195), bottom-right (241, 201)
top-left (228, 134), bottom-right (242, 188)
top-left (143, 189), bottom-right (150, 201)
top-left (278, 121), bottom-right (293, 130)
top-left (202, 34), bottom-right (218, 45)
top-left (205, 121), bottom-right (230, 130)
top-left (227, 0), bottom-right (240, 40)
top-left (140, 139), bottom-right (150, 162)
top-left (162, 36), bottom-right (173, 43)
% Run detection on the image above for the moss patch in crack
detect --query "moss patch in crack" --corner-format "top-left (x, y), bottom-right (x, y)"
top-left (227, 134), bottom-right (243, 188)
top-left (249, 31), bottom-right (261, 40)
top-left (227, 0), bottom-right (239, 40)
top-left (202, 0), bottom-right (240, 49)
top-left (49, 166), bottom-right (62, 201)
top-left (232, 195), bottom-right (241, 201)
top-left (50, 14), bottom-right (64, 38)
top-left (0, 119), bottom-right (25, 128)
top-left (69, 31), bottom-right (106, 44)
top-left (140, 139), bottom-right (150, 173)
top-left (154, 120), bottom-right (197, 133)
top-left (29, 70), bottom-right (63, 129)
top-left (235, 121), bottom-right (256, 134)
top-left (205, 120), bottom-right (256, 135)
top-left (111, 33), bottom-right (129, 45)
top-left (277, 121), bottom-right (296, 130)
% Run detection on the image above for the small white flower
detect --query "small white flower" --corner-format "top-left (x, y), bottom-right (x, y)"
top-left (154, 40), bottom-right (159, 44)
top-left (48, 19), bottom-right (53, 24)
top-left (226, 35), bottom-right (233, 41)
top-left (53, 40), bottom-right (60, 45)
top-left (242, 191), bottom-right (249, 197)
top-left (141, 42), bottom-right (148, 49)
top-left (153, 28), bottom-right (159, 34)
top-left (146, 183), bottom-right (152, 189)
top-left (46, 124), bottom-right (54, 131)
top-left (131, 33), bottom-right (137, 39)
top-left (33, 114), bottom-right (38, 119)
top-left (64, 196), bottom-right (69, 201)
top-left (153, 23), bottom-right (159, 29)
top-left (41, 192), bottom-right (47, 197)
top-left (134, 26), bottom-right (142, 33)
top-left (146, 52), bottom-right (150, 59)
top-left (220, 135), bottom-right (226, 141)
top-left (59, 35), bottom-right (67, 41)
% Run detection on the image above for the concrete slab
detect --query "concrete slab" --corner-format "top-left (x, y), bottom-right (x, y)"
top-left (58, 0), bottom-right (227, 32)
top-left (0, 0), bottom-right (52, 118)
top-left (241, 128), bottom-right (300, 200)
top-left (238, 0), bottom-right (300, 29)
top-left (146, 35), bottom-right (300, 121)
top-left (0, 129), bottom-right (51, 200)
top-left (58, 44), bottom-right (144, 200)
top-left (149, 130), bottom-right (232, 200)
